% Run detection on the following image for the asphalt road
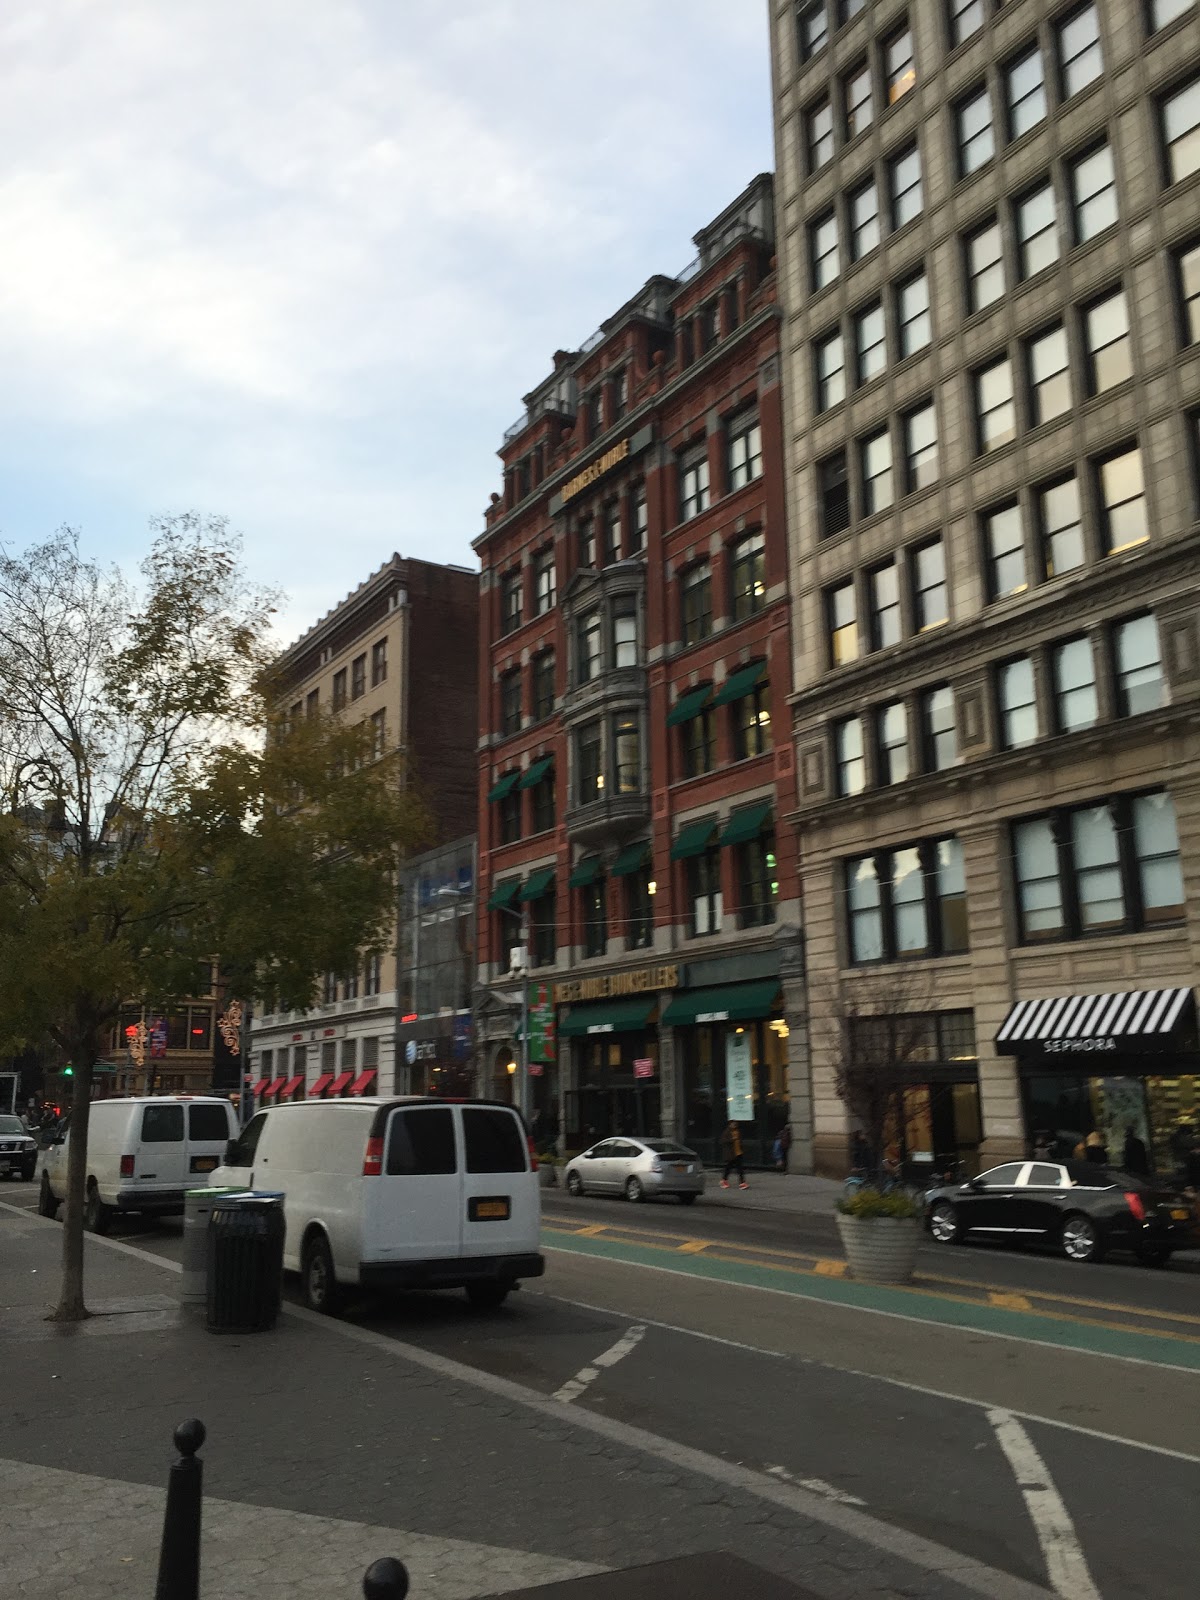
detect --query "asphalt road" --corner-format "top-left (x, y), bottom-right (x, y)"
top-left (10, 1176), bottom-right (1199, 1600)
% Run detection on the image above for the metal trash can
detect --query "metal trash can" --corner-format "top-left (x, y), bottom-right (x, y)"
top-left (205, 1192), bottom-right (286, 1333)
top-left (182, 1188), bottom-right (247, 1305)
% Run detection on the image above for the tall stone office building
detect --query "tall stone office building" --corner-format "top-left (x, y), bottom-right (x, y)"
top-left (769, 0), bottom-right (1200, 1175)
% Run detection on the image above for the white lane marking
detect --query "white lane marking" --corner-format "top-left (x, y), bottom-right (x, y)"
top-left (767, 1464), bottom-right (866, 1506)
top-left (542, 1243), bottom-right (1200, 1379)
top-left (988, 1409), bottom-right (1102, 1600)
top-left (6, 1209), bottom-right (1051, 1600)
top-left (529, 1288), bottom-right (790, 1361)
top-left (553, 1323), bottom-right (646, 1403)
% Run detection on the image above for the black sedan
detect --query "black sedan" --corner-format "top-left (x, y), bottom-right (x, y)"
top-left (925, 1159), bottom-right (1196, 1266)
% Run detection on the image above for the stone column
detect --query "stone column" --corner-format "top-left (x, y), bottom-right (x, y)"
top-left (778, 935), bottom-right (814, 1173)
top-left (658, 1009), bottom-right (679, 1141)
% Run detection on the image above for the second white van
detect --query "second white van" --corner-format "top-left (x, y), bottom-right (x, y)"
top-left (39, 1095), bottom-right (239, 1232)
top-left (211, 1096), bottom-right (543, 1312)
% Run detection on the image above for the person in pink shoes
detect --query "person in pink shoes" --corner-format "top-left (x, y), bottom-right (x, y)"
top-left (718, 1120), bottom-right (748, 1189)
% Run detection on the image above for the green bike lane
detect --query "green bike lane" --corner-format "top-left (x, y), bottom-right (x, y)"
top-left (542, 1222), bottom-right (1200, 1375)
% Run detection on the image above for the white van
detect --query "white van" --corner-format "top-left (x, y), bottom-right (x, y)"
top-left (210, 1096), bottom-right (543, 1313)
top-left (39, 1095), bottom-right (239, 1233)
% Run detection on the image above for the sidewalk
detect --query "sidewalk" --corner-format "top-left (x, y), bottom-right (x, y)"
top-left (0, 1204), bottom-right (1043, 1600)
top-left (698, 1171), bottom-right (843, 1217)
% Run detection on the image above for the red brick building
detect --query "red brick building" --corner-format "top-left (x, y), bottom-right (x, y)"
top-left (474, 176), bottom-right (811, 1168)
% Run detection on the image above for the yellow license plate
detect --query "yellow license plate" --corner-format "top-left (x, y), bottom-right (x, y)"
top-left (473, 1199), bottom-right (510, 1220)
top-left (673, 1164), bottom-right (688, 1172)
top-left (1171, 1208), bottom-right (1191, 1221)
top-left (190, 1157), bottom-right (218, 1173)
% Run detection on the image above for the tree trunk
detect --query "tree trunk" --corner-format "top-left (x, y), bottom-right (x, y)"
top-left (49, 1048), bottom-right (96, 1323)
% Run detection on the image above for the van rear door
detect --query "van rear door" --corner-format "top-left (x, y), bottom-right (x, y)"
top-left (367, 1105), bottom-right (461, 1263)
top-left (186, 1102), bottom-right (235, 1179)
top-left (136, 1103), bottom-right (187, 1194)
top-left (459, 1106), bottom-right (538, 1260)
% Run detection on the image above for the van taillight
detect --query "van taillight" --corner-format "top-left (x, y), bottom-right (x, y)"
top-left (120, 1155), bottom-right (135, 1178)
top-left (527, 1134), bottom-right (538, 1173)
top-left (362, 1137), bottom-right (384, 1176)
top-left (1125, 1191), bottom-right (1146, 1222)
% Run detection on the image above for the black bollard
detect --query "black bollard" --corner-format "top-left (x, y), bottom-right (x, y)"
top-left (155, 1419), bottom-right (206, 1600)
top-left (363, 1557), bottom-right (410, 1599)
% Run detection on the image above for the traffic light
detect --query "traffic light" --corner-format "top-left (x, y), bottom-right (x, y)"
top-left (63, 1066), bottom-right (73, 1077)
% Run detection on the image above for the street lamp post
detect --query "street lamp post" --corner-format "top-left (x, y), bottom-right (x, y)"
top-left (489, 903), bottom-right (532, 1124)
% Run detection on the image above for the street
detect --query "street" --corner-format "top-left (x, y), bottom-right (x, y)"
top-left (4, 1175), bottom-right (1198, 1599)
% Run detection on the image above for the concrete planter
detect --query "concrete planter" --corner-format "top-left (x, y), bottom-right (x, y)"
top-left (537, 1162), bottom-right (559, 1189)
top-left (835, 1213), bottom-right (920, 1285)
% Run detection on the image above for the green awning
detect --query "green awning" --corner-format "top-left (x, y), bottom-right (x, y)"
top-left (486, 879), bottom-right (521, 911)
top-left (518, 867), bottom-right (556, 903)
top-left (666, 684), bottom-right (713, 727)
top-left (712, 659), bottom-right (767, 706)
top-left (610, 840), bottom-right (651, 877)
top-left (719, 802), bottom-right (773, 848)
top-left (559, 998), bottom-right (656, 1037)
top-left (518, 757), bottom-right (553, 790)
top-left (662, 980), bottom-right (781, 1026)
top-left (670, 818), bottom-right (717, 861)
top-left (487, 771), bottom-right (520, 803)
top-left (568, 855), bottom-right (602, 889)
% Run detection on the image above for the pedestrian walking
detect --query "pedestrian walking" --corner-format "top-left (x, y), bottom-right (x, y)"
top-left (774, 1123), bottom-right (793, 1174)
top-left (1084, 1129), bottom-right (1108, 1165)
top-left (1122, 1124), bottom-right (1149, 1177)
top-left (719, 1120), bottom-right (748, 1190)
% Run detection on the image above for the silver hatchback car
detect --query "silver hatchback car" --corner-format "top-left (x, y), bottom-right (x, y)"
top-left (564, 1137), bottom-right (705, 1205)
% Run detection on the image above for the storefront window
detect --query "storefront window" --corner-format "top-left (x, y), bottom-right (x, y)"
top-left (681, 1019), bottom-right (790, 1165)
top-left (567, 1032), bottom-right (660, 1145)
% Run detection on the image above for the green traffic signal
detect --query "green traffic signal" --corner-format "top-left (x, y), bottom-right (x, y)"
top-left (63, 1066), bottom-right (73, 1076)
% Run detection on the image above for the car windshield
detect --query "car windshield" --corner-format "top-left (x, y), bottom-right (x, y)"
top-left (0, 1116), bottom-right (25, 1135)
top-left (642, 1140), bottom-right (696, 1157)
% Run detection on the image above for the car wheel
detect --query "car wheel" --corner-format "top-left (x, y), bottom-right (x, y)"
top-left (565, 1171), bottom-right (584, 1198)
top-left (1136, 1244), bottom-right (1172, 1268)
top-left (678, 1193), bottom-right (698, 1206)
top-left (1061, 1213), bottom-right (1104, 1263)
top-left (301, 1232), bottom-right (341, 1315)
top-left (84, 1185), bottom-right (111, 1236)
top-left (465, 1282), bottom-right (510, 1311)
top-left (37, 1173), bottom-right (59, 1219)
top-left (21, 1162), bottom-right (36, 1183)
top-left (625, 1176), bottom-right (644, 1203)
top-left (929, 1201), bottom-right (961, 1244)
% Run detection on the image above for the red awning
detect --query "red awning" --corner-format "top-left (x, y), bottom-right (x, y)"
top-left (349, 1069), bottom-right (377, 1096)
top-left (264, 1077), bottom-right (287, 1099)
top-left (251, 1077), bottom-right (271, 1096)
top-left (310, 1071), bottom-right (335, 1098)
top-left (328, 1070), bottom-right (354, 1097)
top-left (281, 1075), bottom-right (305, 1101)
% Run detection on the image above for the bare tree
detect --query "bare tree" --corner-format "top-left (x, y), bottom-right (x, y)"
top-left (813, 968), bottom-right (939, 1186)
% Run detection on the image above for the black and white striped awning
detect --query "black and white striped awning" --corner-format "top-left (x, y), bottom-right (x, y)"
top-left (995, 988), bottom-right (1195, 1057)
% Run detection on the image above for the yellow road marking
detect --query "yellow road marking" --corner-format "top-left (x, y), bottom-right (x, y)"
top-left (677, 1240), bottom-right (708, 1254)
top-left (989, 1291), bottom-right (1034, 1312)
top-left (575, 1224), bottom-right (609, 1237)
top-left (543, 1225), bottom-right (1200, 1347)
top-left (814, 1259), bottom-right (848, 1278)
top-left (545, 1214), bottom-right (1200, 1329)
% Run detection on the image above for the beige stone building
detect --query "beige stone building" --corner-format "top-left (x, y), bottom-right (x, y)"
top-left (770, 0), bottom-right (1200, 1175)
top-left (249, 555), bottom-right (478, 1103)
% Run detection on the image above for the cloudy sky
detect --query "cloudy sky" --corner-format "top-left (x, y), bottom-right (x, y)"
top-left (0, 1), bottom-right (772, 640)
